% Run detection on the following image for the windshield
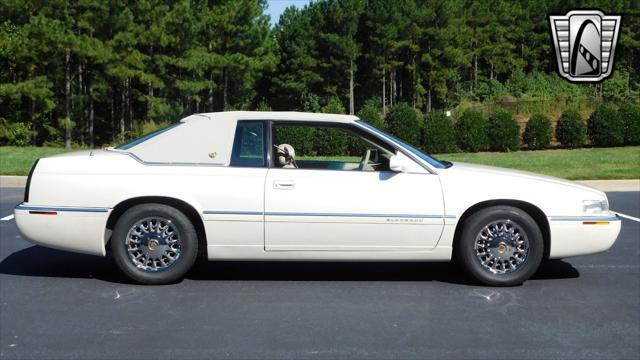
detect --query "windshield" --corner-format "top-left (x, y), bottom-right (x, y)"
top-left (116, 122), bottom-right (182, 150)
top-left (355, 120), bottom-right (447, 169)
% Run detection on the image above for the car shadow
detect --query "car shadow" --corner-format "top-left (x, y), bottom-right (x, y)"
top-left (0, 245), bottom-right (579, 285)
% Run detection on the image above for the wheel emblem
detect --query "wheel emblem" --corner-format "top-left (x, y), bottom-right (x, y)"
top-left (125, 217), bottom-right (182, 272)
top-left (474, 219), bottom-right (529, 274)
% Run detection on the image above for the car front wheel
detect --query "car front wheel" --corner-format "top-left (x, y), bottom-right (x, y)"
top-left (111, 203), bottom-right (198, 284)
top-left (456, 206), bottom-right (543, 286)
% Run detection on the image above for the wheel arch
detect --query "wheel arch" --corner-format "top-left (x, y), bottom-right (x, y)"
top-left (452, 199), bottom-right (551, 260)
top-left (106, 196), bottom-right (207, 258)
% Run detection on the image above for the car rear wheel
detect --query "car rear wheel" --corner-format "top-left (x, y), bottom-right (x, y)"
top-left (456, 206), bottom-right (543, 286)
top-left (111, 204), bottom-right (198, 284)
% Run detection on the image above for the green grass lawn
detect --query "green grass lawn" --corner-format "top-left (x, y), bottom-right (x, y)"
top-left (438, 146), bottom-right (640, 180)
top-left (0, 147), bottom-right (73, 176)
top-left (1, 146), bottom-right (638, 180)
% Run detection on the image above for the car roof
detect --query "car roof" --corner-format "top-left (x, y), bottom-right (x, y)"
top-left (192, 111), bottom-right (359, 124)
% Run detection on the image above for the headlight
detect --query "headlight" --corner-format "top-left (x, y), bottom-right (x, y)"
top-left (583, 199), bottom-right (609, 214)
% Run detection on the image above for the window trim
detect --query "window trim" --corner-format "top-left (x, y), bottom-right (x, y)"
top-left (229, 120), bottom-right (268, 168)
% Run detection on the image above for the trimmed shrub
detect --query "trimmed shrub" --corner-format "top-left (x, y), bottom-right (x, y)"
top-left (352, 99), bottom-right (384, 154)
top-left (455, 110), bottom-right (489, 152)
top-left (556, 110), bottom-right (586, 148)
top-left (6, 122), bottom-right (35, 146)
top-left (357, 99), bottom-right (384, 129)
top-left (314, 96), bottom-right (348, 155)
top-left (487, 109), bottom-right (520, 151)
top-left (275, 126), bottom-right (315, 156)
top-left (303, 93), bottom-right (321, 113)
top-left (619, 103), bottom-right (640, 145)
top-left (423, 111), bottom-right (456, 154)
top-left (256, 99), bottom-right (272, 111)
top-left (385, 102), bottom-right (421, 147)
top-left (588, 104), bottom-right (624, 147)
top-left (523, 113), bottom-right (552, 150)
top-left (0, 118), bottom-right (8, 145)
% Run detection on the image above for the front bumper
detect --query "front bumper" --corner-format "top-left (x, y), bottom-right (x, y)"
top-left (14, 204), bottom-right (112, 256)
top-left (548, 214), bottom-right (622, 258)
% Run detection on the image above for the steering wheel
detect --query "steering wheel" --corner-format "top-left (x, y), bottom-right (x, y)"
top-left (358, 149), bottom-right (372, 171)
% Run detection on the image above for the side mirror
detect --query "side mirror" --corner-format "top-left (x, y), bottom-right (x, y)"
top-left (389, 154), bottom-right (411, 172)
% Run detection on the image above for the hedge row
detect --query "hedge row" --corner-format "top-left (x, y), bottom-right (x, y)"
top-left (422, 103), bottom-right (639, 153)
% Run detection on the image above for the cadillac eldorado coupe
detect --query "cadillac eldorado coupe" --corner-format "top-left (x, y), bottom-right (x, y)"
top-left (15, 112), bottom-right (621, 285)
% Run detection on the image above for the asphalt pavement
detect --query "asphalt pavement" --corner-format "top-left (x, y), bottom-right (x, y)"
top-left (0, 186), bottom-right (638, 359)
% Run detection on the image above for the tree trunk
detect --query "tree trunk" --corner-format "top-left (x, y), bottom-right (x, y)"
top-left (382, 67), bottom-right (386, 115)
top-left (427, 76), bottom-right (432, 113)
top-left (120, 83), bottom-right (125, 142)
top-left (490, 62), bottom-right (494, 80)
top-left (89, 84), bottom-right (94, 148)
top-left (110, 91), bottom-right (115, 144)
top-left (30, 98), bottom-right (36, 146)
top-left (78, 61), bottom-right (84, 144)
top-left (223, 67), bottom-right (228, 110)
top-left (412, 55), bottom-right (417, 109)
top-left (349, 59), bottom-right (355, 115)
top-left (208, 71), bottom-right (214, 111)
top-left (64, 48), bottom-right (71, 149)
top-left (474, 54), bottom-right (478, 88)
top-left (389, 69), bottom-right (396, 107)
top-left (147, 82), bottom-right (152, 120)
top-left (127, 79), bottom-right (132, 132)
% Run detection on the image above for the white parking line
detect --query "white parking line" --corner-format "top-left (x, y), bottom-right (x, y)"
top-left (1, 214), bottom-right (14, 221)
top-left (615, 212), bottom-right (640, 223)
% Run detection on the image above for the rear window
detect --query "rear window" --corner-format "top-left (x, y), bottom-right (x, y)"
top-left (116, 123), bottom-right (182, 150)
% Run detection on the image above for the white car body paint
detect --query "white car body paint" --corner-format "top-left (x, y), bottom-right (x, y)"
top-left (14, 111), bottom-right (621, 261)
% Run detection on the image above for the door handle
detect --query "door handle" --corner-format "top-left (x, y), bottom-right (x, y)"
top-left (273, 180), bottom-right (295, 190)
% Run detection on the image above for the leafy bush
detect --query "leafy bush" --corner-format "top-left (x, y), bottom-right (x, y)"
top-left (385, 103), bottom-right (422, 147)
top-left (618, 103), bottom-right (640, 145)
top-left (455, 110), bottom-right (489, 152)
top-left (312, 96), bottom-right (348, 155)
top-left (275, 126), bottom-right (316, 156)
top-left (423, 111), bottom-right (456, 153)
top-left (303, 93), bottom-right (321, 113)
top-left (487, 109), bottom-right (520, 151)
top-left (352, 99), bottom-right (385, 154)
top-left (523, 113), bottom-right (552, 150)
top-left (256, 99), bottom-right (272, 111)
top-left (6, 122), bottom-right (34, 146)
top-left (555, 110), bottom-right (586, 148)
top-left (588, 104), bottom-right (624, 147)
top-left (132, 120), bottom-right (171, 138)
top-left (0, 118), bottom-right (8, 145)
top-left (357, 99), bottom-right (384, 129)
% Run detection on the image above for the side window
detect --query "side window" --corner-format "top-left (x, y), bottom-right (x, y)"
top-left (230, 121), bottom-right (266, 167)
top-left (273, 123), bottom-right (391, 171)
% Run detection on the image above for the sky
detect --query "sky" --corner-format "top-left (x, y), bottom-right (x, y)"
top-left (265, 0), bottom-right (313, 25)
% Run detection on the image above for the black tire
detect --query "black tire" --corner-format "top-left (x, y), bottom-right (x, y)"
top-left (111, 203), bottom-right (198, 284)
top-left (456, 206), bottom-right (543, 286)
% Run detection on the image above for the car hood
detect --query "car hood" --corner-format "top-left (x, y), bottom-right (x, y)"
top-left (444, 162), bottom-right (604, 197)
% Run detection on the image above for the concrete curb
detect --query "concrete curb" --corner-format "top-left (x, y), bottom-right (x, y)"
top-left (0, 176), bottom-right (27, 188)
top-left (1, 175), bottom-right (639, 192)
top-left (576, 180), bottom-right (640, 192)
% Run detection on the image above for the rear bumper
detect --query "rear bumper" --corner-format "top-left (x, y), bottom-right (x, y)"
top-left (14, 204), bottom-right (111, 256)
top-left (548, 214), bottom-right (622, 258)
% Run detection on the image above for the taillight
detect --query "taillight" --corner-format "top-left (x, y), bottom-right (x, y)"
top-left (24, 159), bottom-right (39, 203)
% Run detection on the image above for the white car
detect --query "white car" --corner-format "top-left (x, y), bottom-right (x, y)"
top-left (14, 111), bottom-right (621, 286)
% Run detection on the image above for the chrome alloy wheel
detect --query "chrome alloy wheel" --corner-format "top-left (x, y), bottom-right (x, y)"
top-left (474, 219), bottom-right (529, 274)
top-left (125, 217), bottom-right (182, 272)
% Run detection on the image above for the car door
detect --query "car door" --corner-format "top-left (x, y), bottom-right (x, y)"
top-left (264, 124), bottom-right (445, 251)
